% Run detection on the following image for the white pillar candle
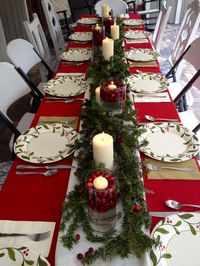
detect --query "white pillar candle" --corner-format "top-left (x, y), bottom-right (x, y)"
top-left (108, 81), bottom-right (117, 90)
top-left (93, 132), bottom-right (113, 170)
top-left (93, 176), bottom-right (108, 190)
top-left (102, 3), bottom-right (110, 18)
top-left (95, 86), bottom-right (101, 104)
top-left (102, 37), bottom-right (114, 61)
top-left (111, 23), bottom-right (119, 40)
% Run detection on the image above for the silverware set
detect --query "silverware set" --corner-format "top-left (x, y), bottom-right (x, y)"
top-left (144, 162), bottom-right (194, 172)
top-left (45, 97), bottom-right (84, 103)
top-left (16, 164), bottom-right (75, 176)
top-left (0, 231), bottom-right (50, 241)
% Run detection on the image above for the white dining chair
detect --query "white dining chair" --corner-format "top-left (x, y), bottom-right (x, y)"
top-left (41, 0), bottom-right (66, 59)
top-left (95, 0), bottom-right (128, 16)
top-left (23, 13), bottom-right (56, 82)
top-left (166, 37), bottom-right (200, 132)
top-left (164, 0), bottom-right (200, 81)
top-left (0, 62), bottom-right (35, 151)
top-left (7, 38), bottom-right (53, 96)
top-left (151, 2), bottom-right (172, 53)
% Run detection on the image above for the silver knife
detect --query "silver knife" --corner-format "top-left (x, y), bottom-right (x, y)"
top-left (149, 211), bottom-right (200, 217)
top-left (16, 165), bottom-right (75, 170)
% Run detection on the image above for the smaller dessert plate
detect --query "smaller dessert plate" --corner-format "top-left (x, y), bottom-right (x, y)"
top-left (77, 17), bottom-right (98, 25)
top-left (125, 49), bottom-right (159, 62)
top-left (124, 30), bottom-right (151, 39)
top-left (123, 19), bottom-right (145, 26)
top-left (60, 48), bottom-right (92, 62)
top-left (68, 32), bottom-right (92, 42)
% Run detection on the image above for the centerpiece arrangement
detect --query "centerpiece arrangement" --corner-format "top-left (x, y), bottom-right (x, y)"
top-left (60, 4), bottom-right (155, 265)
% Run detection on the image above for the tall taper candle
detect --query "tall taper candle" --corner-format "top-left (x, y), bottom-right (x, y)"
top-left (93, 132), bottom-right (113, 170)
top-left (111, 23), bottom-right (119, 40)
top-left (102, 3), bottom-right (110, 18)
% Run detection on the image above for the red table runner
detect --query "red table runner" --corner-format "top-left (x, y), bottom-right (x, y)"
top-left (1, 13), bottom-right (199, 266)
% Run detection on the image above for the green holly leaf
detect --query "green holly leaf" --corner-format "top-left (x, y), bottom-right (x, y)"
top-left (179, 214), bottom-right (194, 219)
top-left (0, 253), bottom-right (5, 257)
top-left (149, 249), bottom-right (158, 266)
top-left (189, 224), bottom-right (197, 235)
top-left (38, 256), bottom-right (49, 266)
top-left (161, 253), bottom-right (172, 259)
top-left (174, 221), bottom-right (182, 227)
top-left (7, 248), bottom-right (16, 261)
top-left (24, 259), bottom-right (34, 265)
top-left (156, 228), bottom-right (169, 234)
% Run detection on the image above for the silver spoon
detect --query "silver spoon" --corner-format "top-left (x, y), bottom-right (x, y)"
top-left (165, 199), bottom-right (200, 210)
top-left (46, 98), bottom-right (84, 103)
top-left (145, 115), bottom-right (179, 122)
top-left (16, 169), bottom-right (58, 176)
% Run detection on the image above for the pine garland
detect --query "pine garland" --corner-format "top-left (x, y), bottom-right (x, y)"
top-left (60, 17), bottom-right (155, 265)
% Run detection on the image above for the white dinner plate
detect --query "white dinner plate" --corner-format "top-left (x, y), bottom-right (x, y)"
top-left (14, 123), bottom-right (77, 164)
top-left (123, 19), bottom-right (145, 26)
top-left (125, 49), bottom-right (159, 62)
top-left (77, 17), bottom-right (98, 25)
top-left (43, 76), bottom-right (89, 97)
top-left (150, 212), bottom-right (200, 266)
top-left (124, 30), bottom-right (150, 39)
top-left (68, 32), bottom-right (92, 42)
top-left (60, 48), bottom-right (92, 62)
top-left (0, 246), bottom-right (50, 266)
top-left (126, 73), bottom-right (169, 93)
top-left (138, 123), bottom-right (199, 162)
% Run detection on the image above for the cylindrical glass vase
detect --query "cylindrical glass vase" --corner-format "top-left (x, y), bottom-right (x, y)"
top-left (100, 78), bottom-right (126, 114)
top-left (86, 170), bottom-right (117, 233)
top-left (92, 25), bottom-right (105, 47)
top-left (103, 16), bottom-right (114, 34)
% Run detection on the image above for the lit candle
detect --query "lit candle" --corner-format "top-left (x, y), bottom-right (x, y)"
top-left (102, 37), bottom-right (114, 61)
top-left (93, 176), bottom-right (108, 190)
top-left (92, 132), bottom-right (113, 170)
top-left (102, 3), bottom-right (110, 18)
top-left (95, 86), bottom-right (101, 104)
top-left (111, 23), bottom-right (119, 40)
top-left (108, 81), bottom-right (117, 90)
top-left (95, 23), bottom-right (101, 31)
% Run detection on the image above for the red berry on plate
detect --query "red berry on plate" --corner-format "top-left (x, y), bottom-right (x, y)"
top-left (88, 247), bottom-right (94, 253)
top-left (77, 253), bottom-right (83, 260)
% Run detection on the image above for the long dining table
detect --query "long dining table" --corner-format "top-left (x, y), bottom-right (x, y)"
top-left (0, 13), bottom-right (200, 266)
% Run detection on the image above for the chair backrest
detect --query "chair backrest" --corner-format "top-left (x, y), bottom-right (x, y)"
top-left (23, 13), bottom-right (51, 64)
top-left (169, 0), bottom-right (200, 78)
top-left (7, 38), bottom-right (41, 74)
top-left (95, 0), bottom-right (128, 15)
top-left (152, 2), bottom-right (172, 52)
top-left (42, 0), bottom-right (65, 59)
top-left (0, 62), bottom-right (32, 118)
top-left (68, 0), bottom-right (96, 22)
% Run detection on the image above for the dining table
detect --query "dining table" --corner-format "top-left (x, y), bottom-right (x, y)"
top-left (0, 12), bottom-right (200, 266)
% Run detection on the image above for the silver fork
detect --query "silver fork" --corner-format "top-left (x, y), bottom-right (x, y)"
top-left (0, 231), bottom-right (50, 241)
top-left (144, 162), bottom-right (194, 172)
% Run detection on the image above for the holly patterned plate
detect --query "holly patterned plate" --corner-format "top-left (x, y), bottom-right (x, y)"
top-left (43, 76), bottom-right (89, 97)
top-left (126, 73), bottom-right (169, 93)
top-left (68, 32), bottom-right (93, 42)
top-left (0, 246), bottom-right (50, 266)
top-left (125, 49), bottom-right (159, 62)
top-left (60, 48), bottom-right (92, 62)
top-left (14, 123), bottom-right (77, 164)
top-left (150, 212), bottom-right (200, 266)
top-left (123, 19), bottom-right (145, 26)
top-left (138, 123), bottom-right (199, 162)
top-left (124, 30), bottom-right (151, 39)
top-left (77, 17), bottom-right (98, 25)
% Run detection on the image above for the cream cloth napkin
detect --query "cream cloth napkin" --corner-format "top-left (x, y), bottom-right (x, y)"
top-left (125, 39), bottom-right (149, 44)
top-left (134, 92), bottom-right (170, 103)
top-left (55, 72), bottom-right (85, 78)
top-left (0, 220), bottom-right (55, 257)
top-left (146, 158), bottom-right (200, 180)
top-left (38, 116), bottom-right (78, 130)
top-left (128, 60), bottom-right (158, 67)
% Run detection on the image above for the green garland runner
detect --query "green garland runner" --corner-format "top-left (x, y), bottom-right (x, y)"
top-left (60, 17), bottom-right (155, 265)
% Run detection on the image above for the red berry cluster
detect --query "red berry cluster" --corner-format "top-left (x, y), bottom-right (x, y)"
top-left (77, 247), bottom-right (94, 260)
top-left (23, 248), bottom-right (29, 256)
top-left (100, 80), bottom-right (126, 103)
top-left (86, 171), bottom-right (116, 213)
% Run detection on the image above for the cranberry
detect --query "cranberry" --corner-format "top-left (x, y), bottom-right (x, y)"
top-left (77, 253), bottom-right (83, 260)
top-left (88, 247), bottom-right (94, 253)
top-left (76, 234), bottom-right (80, 240)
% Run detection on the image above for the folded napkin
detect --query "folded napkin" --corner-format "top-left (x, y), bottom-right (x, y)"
top-left (128, 60), bottom-right (158, 68)
top-left (146, 158), bottom-right (200, 180)
top-left (125, 39), bottom-right (149, 44)
top-left (0, 220), bottom-right (55, 257)
top-left (134, 92), bottom-right (170, 103)
top-left (38, 116), bottom-right (78, 129)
